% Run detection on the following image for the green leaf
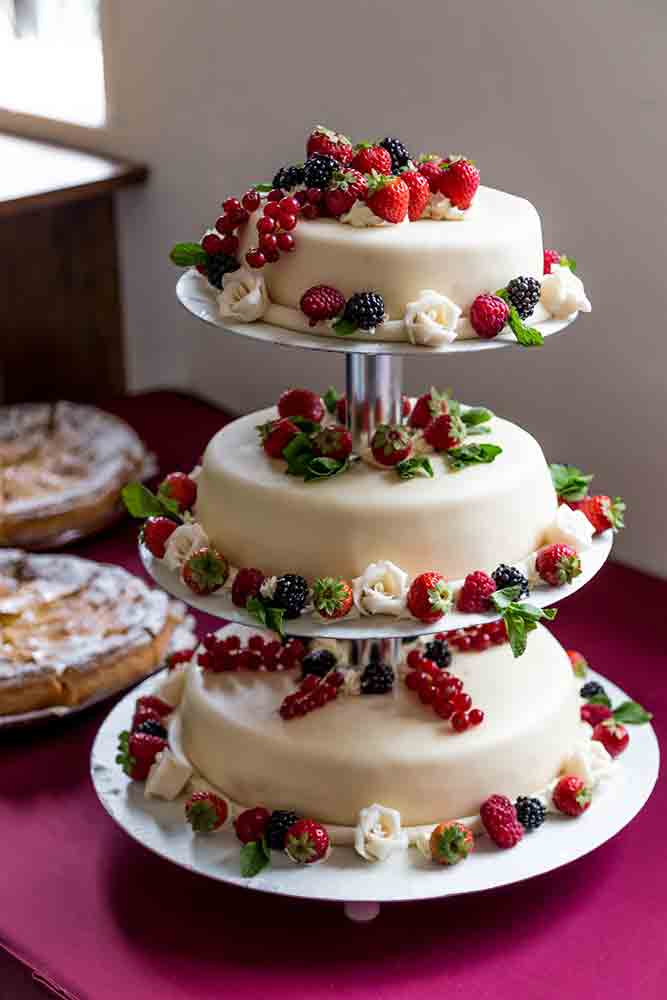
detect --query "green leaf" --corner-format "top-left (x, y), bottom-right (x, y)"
top-left (246, 595), bottom-right (267, 627)
top-left (283, 432), bottom-right (316, 476)
top-left (395, 455), bottom-right (434, 480)
top-left (466, 425), bottom-right (491, 436)
top-left (549, 463), bottom-right (594, 501)
top-left (245, 596), bottom-right (285, 638)
top-left (265, 607), bottom-right (286, 637)
top-left (505, 609), bottom-right (530, 658)
top-left (587, 692), bottom-right (612, 708)
top-left (490, 585), bottom-right (523, 610)
top-left (303, 456), bottom-right (349, 482)
top-left (490, 591), bottom-right (558, 658)
top-left (169, 242), bottom-right (207, 267)
top-left (323, 386), bottom-right (342, 415)
top-left (290, 416), bottom-right (321, 434)
top-left (507, 305), bottom-right (544, 347)
top-left (461, 407), bottom-right (493, 427)
top-left (560, 255), bottom-right (576, 272)
top-left (253, 183), bottom-right (273, 193)
top-left (121, 482), bottom-right (182, 522)
top-left (447, 444), bottom-right (502, 471)
top-left (331, 317), bottom-right (358, 336)
top-left (613, 700), bottom-right (653, 724)
top-left (240, 840), bottom-right (271, 878)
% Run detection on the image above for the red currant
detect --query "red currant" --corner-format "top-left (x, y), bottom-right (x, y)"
top-left (224, 635), bottom-right (241, 651)
top-left (267, 188), bottom-right (283, 202)
top-left (201, 232), bottom-right (223, 254)
top-left (469, 708), bottom-right (485, 726)
top-left (301, 674), bottom-right (319, 693)
top-left (452, 712), bottom-right (470, 732)
top-left (277, 232), bottom-right (295, 252)
top-left (306, 187), bottom-right (323, 204)
top-left (405, 671), bottom-right (419, 691)
top-left (219, 235), bottom-right (239, 255)
top-left (407, 650), bottom-right (424, 670)
top-left (279, 196), bottom-right (300, 215)
top-left (453, 692), bottom-right (472, 712)
top-left (242, 189), bottom-right (261, 212)
top-left (418, 680), bottom-right (436, 705)
top-left (472, 632), bottom-right (491, 652)
top-left (257, 216), bottom-right (276, 235)
top-left (277, 211), bottom-right (297, 231)
top-left (434, 696), bottom-right (454, 719)
top-left (223, 197), bottom-right (242, 214)
top-left (245, 248), bottom-right (266, 269)
top-left (301, 204), bottom-right (319, 220)
top-left (248, 635), bottom-right (265, 652)
top-left (215, 214), bottom-right (237, 235)
top-left (259, 233), bottom-right (278, 254)
top-left (263, 201), bottom-right (281, 220)
top-left (264, 248), bottom-right (280, 263)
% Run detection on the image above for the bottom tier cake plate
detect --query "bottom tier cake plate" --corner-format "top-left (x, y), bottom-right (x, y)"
top-left (91, 667), bottom-right (658, 922)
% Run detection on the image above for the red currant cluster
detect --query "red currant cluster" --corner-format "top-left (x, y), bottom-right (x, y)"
top-left (198, 194), bottom-right (255, 265)
top-left (166, 647), bottom-right (197, 672)
top-left (404, 649), bottom-right (484, 732)
top-left (279, 670), bottom-right (344, 720)
top-left (245, 187), bottom-right (325, 269)
top-left (197, 632), bottom-right (305, 673)
top-left (441, 619), bottom-right (508, 653)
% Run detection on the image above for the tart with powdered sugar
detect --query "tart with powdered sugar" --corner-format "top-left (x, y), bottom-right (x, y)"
top-left (0, 402), bottom-right (148, 549)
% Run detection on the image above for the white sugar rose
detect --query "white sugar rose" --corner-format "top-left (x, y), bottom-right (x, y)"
top-left (145, 750), bottom-right (192, 801)
top-left (540, 264), bottom-right (591, 320)
top-left (352, 560), bottom-right (409, 616)
top-left (545, 504), bottom-right (594, 552)
top-left (404, 290), bottom-right (461, 347)
top-left (163, 522), bottom-right (210, 571)
top-left (355, 804), bottom-right (408, 862)
top-left (556, 732), bottom-right (614, 799)
top-left (218, 268), bottom-right (269, 323)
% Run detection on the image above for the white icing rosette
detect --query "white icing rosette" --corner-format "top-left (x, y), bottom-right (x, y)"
top-left (352, 560), bottom-right (409, 616)
top-left (340, 201), bottom-right (390, 227)
top-left (404, 290), bottom-right (461, 347)
top-left (545, 504), bottom-right (595, 552)
top-left (217, 268), bottom-right (269, 323)
top-left (422, 192), bottom-right (467, 221)
top-left (163, 522), bottom-right (210, 572)
top-left (354, 804), bottom-right (409, 862)
top-left (540, 264), bottom-right (591, 320)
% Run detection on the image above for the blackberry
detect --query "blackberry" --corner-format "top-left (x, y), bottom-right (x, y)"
top-left (580, 680), bottom-right (606, 700)
top-left (265, 809), bottom-right (300, 850)
top-left (491, 564), bottom-right (530, 598)
top-left (515, 796), bottom-right (546, 831)
top-left (342, 291), bottom-right (385, 331)
top-left (135, 720), bottom-right (168, 739)
top-left (380, 136), bottom-right (411, 173)
top-left (360, 661), bottom-right (394, 695)
top-left (272, 574), bottom-right (309, 619)
top-left (302, 648), bottom-right (337, 679)
top-left (302, 154), bottom-right (339, 190)
top-left (272, 163), bottom-right (305, 191)
top-left (505, 276), bottom-right (541, 320)
top-left (206, 252), bottom-right (240, 290)
top-left (423, 638), bottom-right (452, 669)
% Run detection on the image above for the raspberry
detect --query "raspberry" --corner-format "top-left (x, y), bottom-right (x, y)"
top-left (469, 294), bottom-right (509, 339)
top-left (543, 248), bottom-right (561, 274)
top-left (457, 571), bottom-right (496, 613)
top-left (480, 794), bottom-right (524, 848)
top-left (231, 567), bottom-right (265, 608)
top-left (300, 285), bottom-right (346, 326)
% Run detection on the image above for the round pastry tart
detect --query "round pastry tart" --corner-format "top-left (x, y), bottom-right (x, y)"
top-left (0, 549), bottom-right (181, 715)
top-left (0, 401), bottom-right (148, 548)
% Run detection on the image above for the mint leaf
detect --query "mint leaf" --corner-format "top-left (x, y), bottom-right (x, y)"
top-left (323, 386), bottom-right (342, 415)
top-left (331, 318), bottom-right (358, 336)
top-left (447, 444), bottom-right (502, 471)
top-left (245, 595), bottom-right (267, 627)
top-left (560, 255), bottom-right (576, 272)
top-left (461, 407), bottom-right (493, 427)
top-left (490, 585), bottom-right (523, 609)
top-left (505, 609), bottom-right (530, 658)
top-left (253, 183), bottom-right (273, 193)
top-left (240, 840), bottom-right (270, 878)
top-left (507, 305), bottom-right (543, 347)
top-left (466, 425), bottom-right (491, 436)
top-left (283, 432), bottom-right (315, 476)
top-left (169, 242), bottom-right (207, 267)
top-left (304, 456), bottom-right (349, 482)
top-left (587, 692), bottom-right (612, 708)
top-left (290, 416), bottom-right (321, 434)
top-left (265, 607), bottom-right (286, 637)
top-left (395, 455), bottom-right (434, 480)
top-left (490, 591), bottom-right (558, 658)
top-left (613, 700), bottom-right (653, 725)
top-left (549, 463), bottom-right (594, 501)
top-left (122, 482), bottom-right (182, 522)
top-left (245, 596), bottom-right (285, 638)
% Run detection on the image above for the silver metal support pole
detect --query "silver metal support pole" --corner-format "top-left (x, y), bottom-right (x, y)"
top-left (345, 353), bottom-right (367, 454)
top-left (345, 353), bottom-right (404, 452)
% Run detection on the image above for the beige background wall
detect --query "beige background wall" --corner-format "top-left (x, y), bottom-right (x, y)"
top-left (2, 0), bottom-right (666, 575)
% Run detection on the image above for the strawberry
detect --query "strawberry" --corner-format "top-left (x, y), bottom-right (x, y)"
top-left (417, 155), bottom-right (443, 192)
top-left (552, 775), bottom-right (592, 817)
top-left (350, 142), bottom-right (393, 175)
top-left (234, 806), bottom-right (271, 844)
top-left (185, 790), bottom-right (229, 832)
top-left (365, 173), bottom-right (409, 224)
top-left (158, 471), bottom-right (197, 511)
top-left (131, 705), bottom-right (162, 730)
top-left (429, 821), bottom-right (474, 865)
top-left (535, 543), bottom-right (582, 586)
top-left (141, 516), bottom-right (178, 558)
top-left (116, 729), bottom-right (166, 781)
top-left (370, 424), bottom-right (412, 467)
top-left (409, 387), bottom-right (450, 429)
top-left (231, 567), bottom-right (265, 608)
top-left (278, 388), bottom-right (325, 424)
top-left (581, 702), bottom-right (613, 727)
top-left (300, 285), bottom-right (346, 326)
top-left (135, 695), bottom-right (172, 718)
top-left (400, 169), bottom-right (430, 221)
top-left (407, 572), bottom-right (452, 624)
top-left (324, 168), bottom-right (367, 218)
top-left (312, 425), bottom-right (353, 463)
top-left (567, 649), bottom-right (589, 678)
top-left (469, 294), bottom-right (510, 339)
top-left (182, 546), bottom-right (229, 595)
top-left (423, 413), bottom-right (465, 452)
top-left (579, 494), bottom-right (625, 534)
top-left (312, 576), bottom-right (354, 619)
top-left (284, 818), bottom-right (330, 864)
top-left (457, 571), bottom-right (497, 613)
top-left (306, 126), bottom-right (353, 166)
top-left (259, 418), bottom-right (300, 459)
top-left (437, 157), bottom-right (480, 210)
top-left (592, 719), bottom-right (629, 758)
top-left (480, 794), bottom-right (524, 848)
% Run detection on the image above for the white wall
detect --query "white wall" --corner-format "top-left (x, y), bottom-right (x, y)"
top-left (3, 0), bottom-right (666, 576)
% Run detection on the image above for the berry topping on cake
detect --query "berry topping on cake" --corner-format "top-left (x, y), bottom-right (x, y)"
top-left (135, 719), bottom-right (168, 739)
top-left (185, 791), bottom-right (229, 833)
top-left (312, 425), bottom-right (353, 463)
top-left (204, 252), bottom-right (240, 289)
top-left (182, 546), bottom-right (229, 595)
top-left (370, 424), bottom-right (412, 467)
top-left (272, 573), bottom-right (309, 618)
top-left (592, 719), bottom-right (629, 758)
top-left (491, 564), bottom-right (530, 598)
top-left (312, 576), bottom-right (354, 619)
top-left (480, 794), bottom-right (524, 848)
top-left (265, 809), bottom-right (301, 850)
top-left (400, 169), bottom-right (431, 221)
top-left (457, 570), bottom-right (497, 613)
top-left (579, 494), bottom-right (626, 534)
top-left (259, 417), bottom-right (300, 458)
top-left (535, 543), bottom-right (582, 586)
top-left (581, 702), bottom-right (613, 727)
top-left (423, 413), bottom-right (466, 451)
top-left (552, 775), bottom-right (592, 817)
top-left (302, 153), bottom-right (339, 190)
top-left (334, 291), bottom-right (386, 334)
top-left (365, 173), bottom-right (409, 224)
top-left (141, 516), bottom-right (178, 559)
top-left (277, 387), bottom-right (325, 423)
top-left (158, 471), bottom-right (197, 512)
top-left (324, 168), bottom-right (368, 218)
top-left (306, 126), bottom-right (353, 165)
top-left (437, 157), bottom-right (480, 210)
top-left (350, 142), bottom-right (393, 175)
top-left (234, 806), bottom-right (271, 844)
top-left (423, 637), bottom-right (452, 668)
top-left (580, 680), bottom-right (607, 700)
top-left (231, 567), bottom-right (265, 608)
top-left (241, 189), bottom-right (262, 212)
top-left (300, 285), bottom-right (346, 326)
top-left (543, 248), bottom-right (561, 274)
top-left (116, 728), bottom-right (167, 781)
top-left (429, 821), bottom-right (474, 865)
top-left (568, 649), bottom-right (589, 677)
top-left (504, 276), bottom-right (541, 320)
top-left (515, 796), bottom-right (546, 831)
top-left (409, 387), bottom-right (450, 429)
top-left (407, 572), bottom-right (452, 623)
top-left (166, 647), bottom-right (195, 671)
top-left (132, 695), bottom-right (172, 730)
top-left (380, 136), bottom-right (411, 173)
top-left (285, 818), bottom-right (330, 864)
top-left (301, 648), bottom-right (338, 678)
top-left (416, 155), bottom-right (443, 192)
top-left (469, 294), bottom-right (510, 339)
top-left (360, 660), bottom-right (394, 694)
top-left (272, 163), bottom-right (306, 192)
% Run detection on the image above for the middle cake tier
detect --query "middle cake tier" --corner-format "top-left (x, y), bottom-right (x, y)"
top-left (195, 405), bottom-right (558, 581)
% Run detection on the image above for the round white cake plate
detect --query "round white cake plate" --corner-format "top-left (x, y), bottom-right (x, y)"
top-left (177, 270), bottom-right (575, 357)
top-left (91, 668), bottom-right (658, 922)
top-left (139, 531), bottom-right (612, 640)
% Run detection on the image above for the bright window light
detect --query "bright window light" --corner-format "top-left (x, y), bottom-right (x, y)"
top-left (0, 0), bottom-right (106, 127)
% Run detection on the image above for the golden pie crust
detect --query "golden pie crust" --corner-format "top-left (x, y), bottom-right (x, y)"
top-left (0, 402), bottom-right (147, 549)
top-left (0, 550), bottom-right (180, 716)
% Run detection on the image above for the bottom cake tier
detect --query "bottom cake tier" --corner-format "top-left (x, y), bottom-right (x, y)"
top-left (169, 624), bottom-right (581, 827)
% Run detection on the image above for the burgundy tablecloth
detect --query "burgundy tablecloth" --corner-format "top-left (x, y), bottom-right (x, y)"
top-left (1, 391), bottom-right (665, 1000)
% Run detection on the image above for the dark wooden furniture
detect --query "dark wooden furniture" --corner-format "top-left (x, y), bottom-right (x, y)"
top-left (0, 133), bottom-right (148, 404)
